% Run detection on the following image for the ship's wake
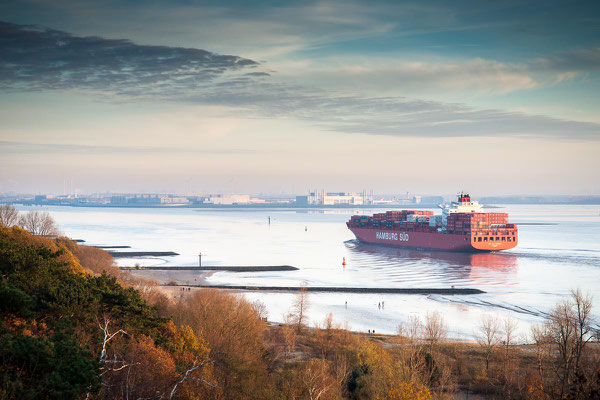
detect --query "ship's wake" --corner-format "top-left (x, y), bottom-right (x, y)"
top-left (428, 294), bottom-right (548, 319)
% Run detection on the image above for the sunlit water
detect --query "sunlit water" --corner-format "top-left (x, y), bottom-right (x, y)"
top-left (16, 204), bottom-right (600, 340)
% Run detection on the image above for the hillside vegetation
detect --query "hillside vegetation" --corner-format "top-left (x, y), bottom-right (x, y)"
top-left (1, 221), bottom-right (599, 399)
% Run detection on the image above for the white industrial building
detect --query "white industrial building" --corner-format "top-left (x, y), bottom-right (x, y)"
top-left (302, 190), bottom-right (373, 205)
top-left (206, 194), bottom-right (251, 205)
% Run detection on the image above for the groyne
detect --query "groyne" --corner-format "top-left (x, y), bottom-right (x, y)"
top-left (164, 285), bottom-right (484, 295)
top-left (109, 251), bottom-right (179, 257)
top-left (120, 265), bottom-right (298, 272)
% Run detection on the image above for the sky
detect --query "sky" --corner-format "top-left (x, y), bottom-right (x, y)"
top-left (1, 0), bottom-right (599, 196)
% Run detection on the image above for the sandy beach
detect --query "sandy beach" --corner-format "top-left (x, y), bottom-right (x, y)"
top-left (128, 269), bottom-right (214, 286)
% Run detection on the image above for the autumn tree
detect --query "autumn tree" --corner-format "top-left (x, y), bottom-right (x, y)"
top-left (167, 289), bottom-right (274, 399)
top-left (314, 313), bottom-right (338, 357)
top-left (530, 323), bottom-right (551, 398)
top-left (0, 227), bottom-right (198, 400)
top-left (302, 358), bottom-right (343, 400)
top-left (348, 338), bottom-right (433, 400)
top-left (0, 204), bottom-right (19, 226)
top-left (396, 316), bottom-right (426, 383)
top-left (18, 210), bottom-right (60, 236)
top-left (545, 289), bottom-right (595, 399)
top-left (281, 313), bottom-right (299, 360)
top-left (252, 299), bottom-right (269, 320)
top-left (397, 314), bottom-right (454, 397)
top-left (423, 311), bottom-right (447, 351)
top-left (501, 317), bottom-right (520, 398)
top-left (526, 289), bottom-right (597, 399)
top-left (289, 283), bottom-right (310, 333)
top-left (477, 314), bottom-right (501, 373)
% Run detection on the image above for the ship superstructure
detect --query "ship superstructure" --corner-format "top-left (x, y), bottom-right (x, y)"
top-left (347, 193), bottom-right (518, 252)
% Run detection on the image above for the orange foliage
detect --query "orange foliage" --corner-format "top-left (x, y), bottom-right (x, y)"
top-left (1, 225), bottom-right (86, 274)
top-left (348, 338), bottom-right (434, 400)
top-left (105, 335), bottom-right (179, 399)
top-left (301, 358), bottom-right (344, 400)
top-left (167, 288), bottom-right (274, 399)
top-left (57, 237), bottom-right (121, 277)
top-left (384, 381), bottom-right (432, 400)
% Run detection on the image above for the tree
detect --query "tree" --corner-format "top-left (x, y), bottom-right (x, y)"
top-left (396, 316), bottom-right (426, 383)
top-left (349, 338), bottom-right (433, 400)
top-left (477, 314), bottom-right (500, 373)
top-left (281, 313), bottom-right (298, 360)
top-left (530, 323), bottom-right (550, 398)
top-left (290, 282), bottom-right (310, 333)
top-left (18, 210), bottom-right (60, 236)
top-left (252, 299), bottom-right (269, 320)
top-left (545, 289), bottom-right (594, 398)
top-left (0, 330), bottom-right (100, 400)
top-left (0, 204), bottom-right (19, 226)
top-left (501, 317), bottom-right (520, 398)
top-left (423, 311), bottom-right (447, 351)
top-left (527, 289), bottom-right (597, 400)
top-left (167, 288), bottom-right (273, 399)
top-left (301, 358), bottom-right (340, 400)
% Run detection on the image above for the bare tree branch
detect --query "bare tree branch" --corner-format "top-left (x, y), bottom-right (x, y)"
top-left (18, 210), bottom-right (60, 236)
top-left (0, 204), bottom-right (19, 226)
top-left (168, 357), bottom-right (215, 400)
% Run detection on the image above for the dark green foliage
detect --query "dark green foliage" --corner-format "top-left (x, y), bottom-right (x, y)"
top-left (347, 363), bottom-right (370, 397)
top-left (0, 279), bottom-right (33, 317)
top-left (0, 227), bottom-right (170, 398)
top-left (0, 329), bottom-right (100, 399)
top-left (87, 273), bottom-right (165, 339)
top-left (0, 227), bottom-right (166, 335)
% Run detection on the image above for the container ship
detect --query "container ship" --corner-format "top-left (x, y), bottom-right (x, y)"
top-left (347, 194), bottom-right (517, 252)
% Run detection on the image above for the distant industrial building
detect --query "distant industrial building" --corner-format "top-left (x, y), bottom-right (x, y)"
top-left (205, 194), bottom-right (251, 205)
top-left (297, 190), bottom-right (373, 206)
top-left (109, 194), bottom-right (190, 205)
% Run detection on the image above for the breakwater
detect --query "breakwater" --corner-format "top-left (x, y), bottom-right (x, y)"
top-left (166, 284), bottom-right (484, 295)
top-left (120, 265), bottom-right (298, 272)
top-left (109, 251), bottom-right (179, 257)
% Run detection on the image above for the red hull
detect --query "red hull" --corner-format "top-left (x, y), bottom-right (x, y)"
top-left (347, 226), bottom-right (517, 252)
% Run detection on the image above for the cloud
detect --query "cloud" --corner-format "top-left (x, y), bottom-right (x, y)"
top-left (272, 58), bottom-right (539, 96)
top-left (533, 48), bottom-right (600, 73)
top-left (0, 140), bottom-right (260, 155)
top-left (0, 21), bottom-right (262, 94)
top-left (1, 20), bottom-right (599, 140)
top-left (0, 0), bottom-right (402, 58)
top-left (229, 92), bottom-right (600, 140)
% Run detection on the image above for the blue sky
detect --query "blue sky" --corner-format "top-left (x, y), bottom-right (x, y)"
top-left (0, 0), bottom-right (599, 195)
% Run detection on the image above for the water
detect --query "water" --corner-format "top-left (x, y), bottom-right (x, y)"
top-left (15, 204), bottom-right (600, 340)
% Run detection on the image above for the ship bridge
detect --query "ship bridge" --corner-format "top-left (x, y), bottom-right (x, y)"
top-left (439, 193), bottom-right (483, 226)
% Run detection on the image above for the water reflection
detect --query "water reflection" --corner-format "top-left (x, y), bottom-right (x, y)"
top-left (345, 240), bottom-right (518, 288)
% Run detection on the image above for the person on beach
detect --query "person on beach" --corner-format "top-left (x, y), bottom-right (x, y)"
top-left (378, 302), bottom-right (381, 310)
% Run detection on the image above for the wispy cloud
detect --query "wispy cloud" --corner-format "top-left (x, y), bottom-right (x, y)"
top-left (0, 140), bottom-right (260, 155)
top-left (533, 48), bottom-right (600, 73)
top-left (272, 58), bottom-right (539, 96)
top-left (1, 20), bottom-right (599, 140)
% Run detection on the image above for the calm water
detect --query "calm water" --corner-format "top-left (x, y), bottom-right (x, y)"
top-left (17, 204), bottom-right (600, 340)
